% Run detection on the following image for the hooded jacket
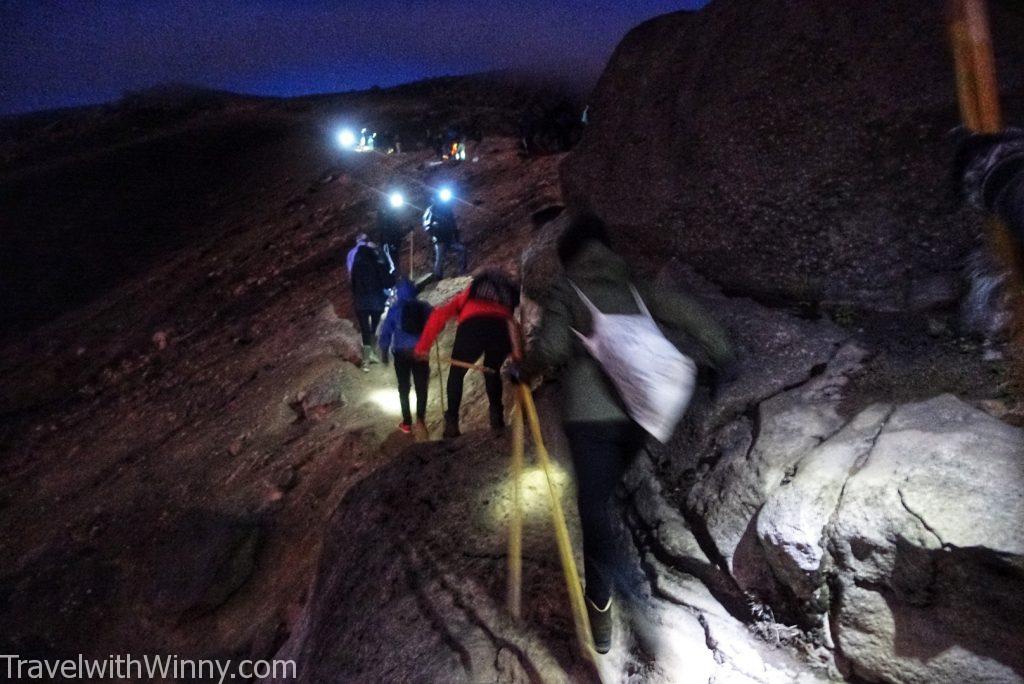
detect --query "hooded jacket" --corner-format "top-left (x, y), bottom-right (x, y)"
top-left (348, 243), bottom-right (391, 312)
top-left (378, 280), bottom-right (432, 354)
top-left (519, 241), bottom-right (736, 424)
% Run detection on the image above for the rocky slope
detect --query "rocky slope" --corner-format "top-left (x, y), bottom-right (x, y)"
top-left (0, 76), bottom-right (566, 669)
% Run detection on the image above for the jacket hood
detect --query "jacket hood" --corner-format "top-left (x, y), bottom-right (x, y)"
top-left (394, 278), bottom-right (418, 302)
top-left (564, 241), bottom-right (630, 284)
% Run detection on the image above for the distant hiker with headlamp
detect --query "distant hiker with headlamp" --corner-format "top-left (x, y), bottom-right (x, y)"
top-left (414, 269), bottom-right (519, 438)
top-left (422, 187), bottom-right (467, 280)
top-left (508, 213), bottom-right (737, 654)
top-left (376, 190), bottom-right (410, 275)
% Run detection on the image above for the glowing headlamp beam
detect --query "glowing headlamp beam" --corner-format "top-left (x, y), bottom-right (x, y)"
top-left (337, 128), bottom-right (357, 149)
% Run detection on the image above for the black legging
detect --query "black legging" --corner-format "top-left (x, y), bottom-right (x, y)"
top-left (394, 350), bottom-right (429, 424)
top-left (355, 309), bottom-right (382, 346)
top-left (564, 420), bottom-right (646, 606)
top-left (446, 316), bottom-right (511, 421)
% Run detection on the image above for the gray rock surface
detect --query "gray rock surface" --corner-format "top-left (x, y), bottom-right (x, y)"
top-left (827, 395), bottom-right (1024, 683)
top-left (562, 0), bottom-right (1024, 311)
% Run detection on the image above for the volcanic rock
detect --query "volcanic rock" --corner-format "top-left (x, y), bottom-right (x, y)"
top-left (562, 1), bottom-right (1024, 311)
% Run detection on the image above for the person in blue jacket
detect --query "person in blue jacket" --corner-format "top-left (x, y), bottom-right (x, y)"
top-left (378, 278), bottom-right (433, 438)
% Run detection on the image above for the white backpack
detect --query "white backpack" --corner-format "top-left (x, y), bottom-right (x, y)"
top-left (570, 282), bottom-right (697, 443)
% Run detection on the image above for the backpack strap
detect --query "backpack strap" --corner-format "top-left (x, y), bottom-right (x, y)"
top-left (568, 280), bottom-right (603, 318)
top-left (568, 280), bottom-right (604, 344)
top-left (628, 283), bottom-right (655, 321)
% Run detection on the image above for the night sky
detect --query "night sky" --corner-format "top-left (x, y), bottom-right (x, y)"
top-left (1, 0), bottom-right (707, 116)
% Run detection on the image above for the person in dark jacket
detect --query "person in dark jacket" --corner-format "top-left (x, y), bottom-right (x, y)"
top-left (512, 213), bottom-right (737, 654)
top-left (378, 278), bottom-right (432, 439)
top-left (376, 195), bottom-right (410, 275)
top-left (422, 190), bottom-right (467, 280)
top-left (347, 234), bottom-right (393, 370)
top-left (414, 269), bottom-right (519, 438)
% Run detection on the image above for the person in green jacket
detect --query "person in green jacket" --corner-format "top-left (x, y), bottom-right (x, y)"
top-left (512, 212), bottom-right (737, 654)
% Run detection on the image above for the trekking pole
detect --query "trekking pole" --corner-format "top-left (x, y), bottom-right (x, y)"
top-left (408, 228), bottom-right (415, 280)
top-left (948, 0), bottom-right (1024, 383)
top-left (434, 343), bottom-right (447, 414)
top-left (507, 402), bottom-right (524, 620)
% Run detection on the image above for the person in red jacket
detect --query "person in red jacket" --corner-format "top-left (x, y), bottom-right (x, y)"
top-left (415, 269), bottom-right (519, 438)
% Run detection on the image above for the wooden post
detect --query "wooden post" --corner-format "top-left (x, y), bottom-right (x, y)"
top-left (948, 0), bottom-right (1024, 383)
top-left (408, 228), bottom-right (415, 280)
top-left (434, 343), bottom-right (446, 414)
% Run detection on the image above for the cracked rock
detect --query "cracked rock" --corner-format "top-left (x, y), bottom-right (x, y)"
top-left (826, 395), bottom-right (1024, 683)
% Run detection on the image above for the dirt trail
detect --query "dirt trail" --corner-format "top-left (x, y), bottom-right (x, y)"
top-left (0, 125), bottom-right (565, 663)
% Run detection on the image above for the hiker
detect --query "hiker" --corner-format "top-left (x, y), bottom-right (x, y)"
top-left (508, 213), bottom-right (737, 654)
top-left (376, 192), bottom-right (409, 275)
top-left (422, 188), bottom-right (467, 279)
top-left (347, 233), bottom-right (392, 371)
top-left (378, 278), bottom-right (432, 439)
top-left (414, 269), bottom-right (519, 438)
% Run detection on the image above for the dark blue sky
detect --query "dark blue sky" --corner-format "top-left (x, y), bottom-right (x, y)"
top-left (1, 0), bottom-right (707, 115)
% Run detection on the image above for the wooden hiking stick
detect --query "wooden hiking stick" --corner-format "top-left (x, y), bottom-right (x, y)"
top-left (515, 384), bottom-right (594, 660)
top-left (433, 343), bottom-right (446, 413)
top-left (449, 359), bottom-right (496, 374)
top-left (504, 316), bottom-right (595, 659)
top-left (948, 0), bottom-right (1024, 383)
top-left (507, 403), bottom-right (524, 620)
top-left (408, 228), bottom-right (415, 280)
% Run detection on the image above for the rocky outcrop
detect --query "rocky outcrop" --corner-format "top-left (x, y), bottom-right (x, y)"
top-left (562, 0), bottom-right (1024, 312)
top-left (825, 395), bottom-right (1024, 683)
top-left (641, 354), bottom-right (1024, 683)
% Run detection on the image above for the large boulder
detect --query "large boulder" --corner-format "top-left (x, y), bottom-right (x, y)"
top-left (825, 395), bottom-right (1024, 683)
top-left (685, 387), bottom-right (1024, 682)
top-left (562, 0), bottom-right (1024, 311)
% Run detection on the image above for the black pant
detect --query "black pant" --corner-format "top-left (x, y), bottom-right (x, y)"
top-left (355, 309), bottom-right (382, 345)
top-left (564, 420), bottom-right (646, 606)
top-left (446, 317), bottom-right (511, 422)
top-left (433, 240), bottom-right (467, 279)
top-left (394, 350), bottom-right (429, 424)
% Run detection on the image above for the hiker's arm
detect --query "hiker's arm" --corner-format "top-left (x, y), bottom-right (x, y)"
top-left (638, 281), bottom-right (737, 370)
top-left (519, 287), bottom-right (573, 380)
top-left (414, 289), bottom-right (466, 357)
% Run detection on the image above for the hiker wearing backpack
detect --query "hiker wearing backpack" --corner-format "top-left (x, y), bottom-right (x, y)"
top-left (347, 234), bottom-right (393, 371)
top-left (414, 269), bottom-right (519, 438)
top-left (422, 189), bottom-right (467, 279)
top-left (510, 213), bottom-right (737, 654)
top-left (376, 194), bottom-right (409, 275)
top-left (378, 278), bottom-right (432, 439)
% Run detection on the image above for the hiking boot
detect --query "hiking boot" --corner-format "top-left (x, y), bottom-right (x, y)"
top-left (443, 415), bottom-right (461, 439)
top-left (413, 420), bottom-right (429, 442)
top-left (586, 596), bottom-right (612, 654)
top-left (398, 422), bottom-right (412, 435)
top-left (361, 345), bottom-right (372, 372)
top-left (489, 405), bottom-right (505, 433)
